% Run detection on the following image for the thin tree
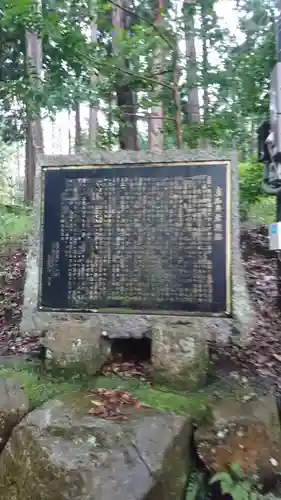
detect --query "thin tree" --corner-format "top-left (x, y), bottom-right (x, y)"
top-left (24, 0), bottom-right (44, 203)
top-left (89, 0), bottom-right (99, 147)
top-left (149, 0), bottom-right (165, 151)
top-left (112, 0), bottom-right (139, 150)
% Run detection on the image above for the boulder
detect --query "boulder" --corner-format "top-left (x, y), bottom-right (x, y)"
top-left (0, 377), bottom-right (29, 452)
top-left (195, 393), bottom-right (281, 485)
top-left (0, 391), bottom-right (193, 500)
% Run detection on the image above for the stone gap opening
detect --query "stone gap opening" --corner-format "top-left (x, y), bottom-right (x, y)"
top-left (110, 337), bottom-right (152, 363)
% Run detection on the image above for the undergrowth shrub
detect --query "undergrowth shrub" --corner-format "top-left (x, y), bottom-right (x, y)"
top-left (0, 204), bottom-right (31, 242)
top-left (246, 197), bottom-right (275, 225)
top-left (239, 159), bottom-right (276, 224)
top-left (239, 159), bottom-right (264, 221)
top-left (186, 463), bottom-right (280, 500)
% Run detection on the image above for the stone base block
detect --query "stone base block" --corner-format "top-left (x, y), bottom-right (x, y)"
top-left (41, 317), bottom-right (111, 373)
top-left (151, 321), bottom-right (209, 391)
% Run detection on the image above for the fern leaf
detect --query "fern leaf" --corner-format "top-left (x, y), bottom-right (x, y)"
top-left (220, 480), bottom-right (235, 496)
top-left (186, 471), bottom-right (203, 500)
top-left (242, 480), bottom-right (255, 493)
top-left (209, 471), bottom-right (234, 486)
top-left (185, 482), bottom-right (199, 500)
top-left (232, 484), bottom-right (252, 500)
top-left (229, 462), bottom-right (244, 480)
top-left (249, 492), bottom-right (259, 500)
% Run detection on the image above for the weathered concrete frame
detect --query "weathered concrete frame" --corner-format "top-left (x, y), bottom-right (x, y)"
top-left (21, 149), bottom-right (255, 344)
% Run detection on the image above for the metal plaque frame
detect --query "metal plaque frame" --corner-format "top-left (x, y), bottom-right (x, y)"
top-left (38, 160), bottom-right (232, 316)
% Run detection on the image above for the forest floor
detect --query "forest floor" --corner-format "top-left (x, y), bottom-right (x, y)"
top-left (213, 225), bottom-right (281, 393)
top-left (0, 214), bottom-right (280, 398)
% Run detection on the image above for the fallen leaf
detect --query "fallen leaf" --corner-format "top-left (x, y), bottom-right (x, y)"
top-left (86, 388), bottom-right (144, 421)
top-left (90, 400), bottom-right (104, 407)
top-left (88, 405), bottom-right (106, 415)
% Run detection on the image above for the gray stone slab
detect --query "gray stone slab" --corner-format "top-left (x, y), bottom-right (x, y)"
top-left (20, 149), bottom-right (255, 371)
top-left (0, 391), bottom-right (192, 500)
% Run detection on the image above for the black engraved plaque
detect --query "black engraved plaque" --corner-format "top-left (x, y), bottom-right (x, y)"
top-left (39, 162), bottom-right (231, 315)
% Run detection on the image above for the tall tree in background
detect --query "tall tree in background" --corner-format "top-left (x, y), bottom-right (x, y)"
top-left (217, 0), bottom-right (275, 156)
top-left (149, 0), bottom-right (165, 151)
top-left (200, 0), bottom-right (209, 147)
top-left (25, 0), bottom-right (44, 203)
top-left (74, 101), bottom-right (82, 152)
top-left (89, 0), bottom-right (98, 147)
top-left (0, 0), bottom-right (279, 187)
top-left (183, 0), bottom-right (200, 125)
top-left (112, 0), bottom-right (139, 150)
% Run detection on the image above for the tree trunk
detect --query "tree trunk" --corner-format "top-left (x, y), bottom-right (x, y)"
top-left (183, 1), bottom-right (200, 124)
top-left (112, 0), bottom-right (139, 150)
top-left (116, 82), bottom-right (139, 150)
top-left (24, 18), bottom-right (44, 204)
top-left (108, 93), bottom-right (113, 148)
top-left (202, 18), bottom-right (209, 126)
top-left (200, 3), bottom-right (209, 148)
top-left (172, 43), bottom-right (183, 148)
top-left (75, 102), bottom-right (82, 152)
top-left (68, 110), bottom-right (72, 154)
top-left (24, 124), bottom-right (34, 204)
top-left (89, 0), bottom-right (98, 147)
top-left (149, 0), bottom-right (164, 151)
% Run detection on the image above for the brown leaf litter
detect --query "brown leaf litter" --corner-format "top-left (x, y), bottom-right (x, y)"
top-left (87, 388), bottom-right (150, 420)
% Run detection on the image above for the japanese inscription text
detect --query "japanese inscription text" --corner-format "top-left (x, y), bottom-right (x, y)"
top-left (40, 162), bottom-right (231, 315)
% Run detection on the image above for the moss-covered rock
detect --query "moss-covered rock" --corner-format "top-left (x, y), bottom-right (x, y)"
top-left (0, 391), bottom-right (193, 500)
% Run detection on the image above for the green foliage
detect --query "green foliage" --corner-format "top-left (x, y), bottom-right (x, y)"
top-left (186, 463), bottom-right (281, 500)
top-left (210, 462), bottom-right (261, 500)
top-left (209, 462), bottom-right (279, 500)
top-left (186, 471), bottom-right (211, 500)
top-left (0, 0), bottom-right (176, 145)
top-left (247, 197), bottom-right (276, 225)
top-left (238, 159), bottom-right (276, 225)
top-left (0, 0), bottom-right (278, 186)
top-left (239, 160), bottom-right (265, 221)
top-left (0, 0), bottom-right (276, 151)
top-left (0, 204), bottom-right (31, 243)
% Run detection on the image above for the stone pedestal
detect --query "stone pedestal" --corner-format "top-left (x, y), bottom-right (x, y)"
top-left (21, 149), bottom-right (255, 381)
top-left (151, 321), bottom-right (209, 390)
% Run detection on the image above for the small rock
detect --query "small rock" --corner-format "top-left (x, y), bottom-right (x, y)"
top-left (87, 436), bottom-right (97, 447)
top-left (217, 429), bottom-right (228, 439)
top-left (242, 393), bottom-right (257, 402)
top-left (236, 429), bottom-right (244, 437)
top-left (46, 349), bottom-right (52, 360)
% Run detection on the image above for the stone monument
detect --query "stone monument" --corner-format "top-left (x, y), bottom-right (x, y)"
top-left (21, 150), bottom-right (255, 387)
